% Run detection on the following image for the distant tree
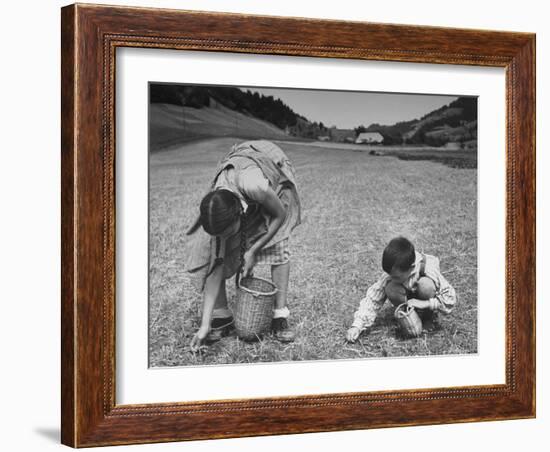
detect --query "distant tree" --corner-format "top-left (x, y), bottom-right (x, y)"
top-left (354, 125), bottom-right (367, 136)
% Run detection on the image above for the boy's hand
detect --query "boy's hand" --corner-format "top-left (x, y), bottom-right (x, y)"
top-left (346, 326), bottom-right (361, 343)
top-left (407, 299), bottom-right (433, 310)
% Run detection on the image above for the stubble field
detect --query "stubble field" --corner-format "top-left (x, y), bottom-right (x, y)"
top-left (149, 137), bottom-right (477, 367)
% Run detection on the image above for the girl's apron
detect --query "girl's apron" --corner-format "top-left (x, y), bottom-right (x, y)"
top-left (185, 141), bottom-right (301, 291)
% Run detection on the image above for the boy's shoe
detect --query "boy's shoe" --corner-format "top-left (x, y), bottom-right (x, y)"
top-left (271, 318), bottom-right (296, 343)
top-left (205, 316), bottom-right (234, 343)
top-left (418, 310), bottom-right (440, 333)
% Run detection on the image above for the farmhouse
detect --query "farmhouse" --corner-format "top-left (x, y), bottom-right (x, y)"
top-left (355, 132), bottom-right (384, 144)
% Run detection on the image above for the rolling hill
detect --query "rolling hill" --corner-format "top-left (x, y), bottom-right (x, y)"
top-left (149, 101), bottom-right (292, 151)
top-left (362, 96), bottom-right (477, 149)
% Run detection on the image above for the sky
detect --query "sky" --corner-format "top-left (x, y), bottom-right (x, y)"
top-left (248, 87), bottom-right (458, 129)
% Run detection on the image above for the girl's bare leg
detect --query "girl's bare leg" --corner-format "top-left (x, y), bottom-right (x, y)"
top-left (271, 261), bottom-right (290, 310)
top-left (212, 278), bottom-right (232, 318)
top-left (271, 261), bottom-right (295, 342)
top-left (200, 265), bottom-right (225, 326)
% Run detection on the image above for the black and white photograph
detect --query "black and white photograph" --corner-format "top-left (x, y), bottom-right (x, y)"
top-left (4, 0), bottom-right (545, 450)
top-left (148, 83), bottom-right (478, 367)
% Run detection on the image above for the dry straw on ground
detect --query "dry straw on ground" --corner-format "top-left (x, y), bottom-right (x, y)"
top-left (149, 137), bottom-right (477, 367)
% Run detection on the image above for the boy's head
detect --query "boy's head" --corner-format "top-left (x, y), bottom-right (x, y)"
top-left (382, 237), bottom-right (416, 283)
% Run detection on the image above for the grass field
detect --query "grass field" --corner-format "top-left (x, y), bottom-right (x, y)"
top-left (149, 137), bottom-right (477, 367)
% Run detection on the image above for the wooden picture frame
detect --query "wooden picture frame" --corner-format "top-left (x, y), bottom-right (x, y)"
top-left (61, 3), bottom-right (535, 447)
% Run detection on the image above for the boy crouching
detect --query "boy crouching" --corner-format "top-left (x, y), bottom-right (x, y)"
top-left (346, 236), bottom-right (457, 342)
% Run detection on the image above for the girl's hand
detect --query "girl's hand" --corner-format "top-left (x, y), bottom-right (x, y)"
top-left (242, 249), bottom-right (256, 277)
top-left (190, 325), bottom-right (210, 352)
top-left (346, 326), bottom-right (361, 343)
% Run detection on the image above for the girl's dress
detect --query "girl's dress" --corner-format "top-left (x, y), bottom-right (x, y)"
top-left (185, 140), bottom-right (301, 291)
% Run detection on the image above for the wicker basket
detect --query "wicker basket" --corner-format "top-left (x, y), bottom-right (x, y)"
top-left (234, 276), bottom-right (277, 341)
top-left (394, 303), bottom-right (423, 338)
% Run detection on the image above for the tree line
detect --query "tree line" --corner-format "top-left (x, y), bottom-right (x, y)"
top-left (150, 84), bottom-right (304, 131)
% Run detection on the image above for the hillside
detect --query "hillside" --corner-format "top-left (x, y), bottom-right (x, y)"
top-left (151, 84), bottom-right (305, 127)
top-left (150, 84), bottom-right (335, 147)
top-left (361, 97), bottom-right (477, 149)
top-left (149, 101), bottom-right (292, 151)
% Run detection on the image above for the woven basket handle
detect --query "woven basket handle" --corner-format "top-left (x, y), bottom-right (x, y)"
top-left (395, 302), bottom-right (414, 319)
top-left (236, 275), bottom-right (277, 298)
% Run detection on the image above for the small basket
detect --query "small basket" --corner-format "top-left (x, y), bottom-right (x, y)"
top-left (234, 276), bottom-right (277, 341)
top-left (394, 303), bottom-right (423, 338)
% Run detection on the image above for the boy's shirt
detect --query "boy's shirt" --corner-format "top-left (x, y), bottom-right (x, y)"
top-left (351, 251), bottom-right (457, 332)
